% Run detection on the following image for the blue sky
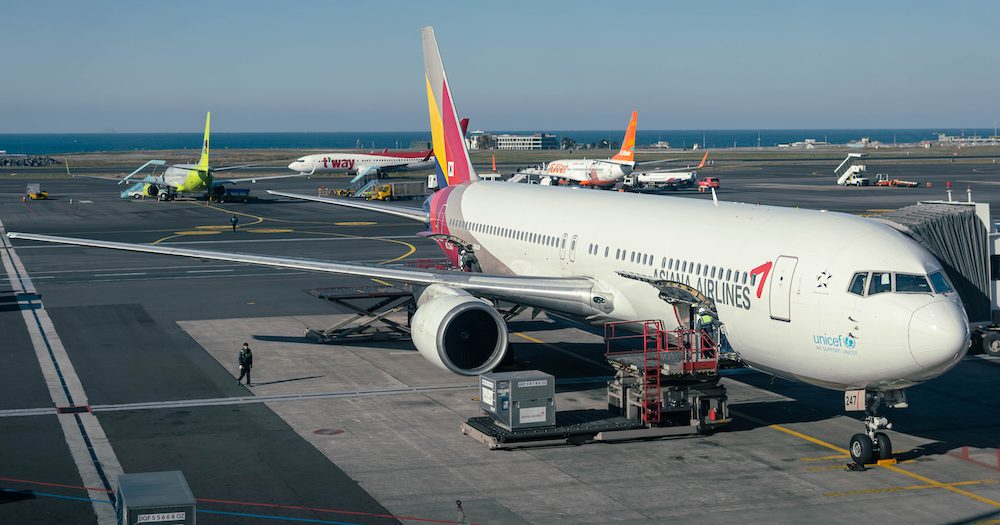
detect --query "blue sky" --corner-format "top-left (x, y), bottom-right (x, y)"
top-left (1, 1), bottom-right (997, 132)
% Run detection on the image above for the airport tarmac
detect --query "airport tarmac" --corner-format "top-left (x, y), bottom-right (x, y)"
top-left (1, 162), bottom-right (1000, 524)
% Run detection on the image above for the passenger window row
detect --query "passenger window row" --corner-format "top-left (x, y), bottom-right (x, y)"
top-left (446, 217), bottom-right (563, 248)
top-left (446, 218), bottom-right (754, 284)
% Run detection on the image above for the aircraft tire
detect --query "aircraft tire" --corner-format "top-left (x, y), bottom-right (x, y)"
top-left (849, 433), bottom-right (874, 465)
top-left (875, 432), bottom-right (892, 460)
top-left (982, 332), bottom-right (1000, 357)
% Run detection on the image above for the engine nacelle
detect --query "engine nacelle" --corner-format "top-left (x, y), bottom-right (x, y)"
top-left (145, 183), bottom-right (159, 196)
top-left (410, 286), bottom-right (509, 375)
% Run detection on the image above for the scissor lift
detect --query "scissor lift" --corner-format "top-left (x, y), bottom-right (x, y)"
top-left (604, 320), bottom-right (729, 433)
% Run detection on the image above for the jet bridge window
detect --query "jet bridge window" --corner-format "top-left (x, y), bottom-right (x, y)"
top-left (895, 273), bottom-right (932, 294)
top-left (929, 271), bottom-right (953, 293)
top-left (848, 272), bottom-right (868, 296)
top-left (869, 272), bottom-right (892, 295)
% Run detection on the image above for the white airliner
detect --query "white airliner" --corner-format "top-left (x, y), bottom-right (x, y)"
top-left (288, 118), bottom-right (467, 183)
top-left (9, 26), bottom-right (969, 466)
top-left (517, 112), bottom-right (638, 187)
top-left (288, 149), bottom-right (435, 182)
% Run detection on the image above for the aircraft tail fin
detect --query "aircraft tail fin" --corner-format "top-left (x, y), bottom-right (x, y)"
top-left (611, 111), bottom-right (637, 163)
top-left (196, 112), bottom-right (210, 171)
top-left (696, 151), bottom-right (709, 169)
top-left (422, 26), bottom-right (479, 188)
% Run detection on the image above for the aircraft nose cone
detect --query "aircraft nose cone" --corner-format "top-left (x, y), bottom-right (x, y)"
top-left (908, 301), bottom-right (969, 370)
top-left (288, 162), bottom-right (300, 171)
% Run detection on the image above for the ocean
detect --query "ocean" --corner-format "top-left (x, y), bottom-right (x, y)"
top-left (0, 129), bottom-right (995, 155)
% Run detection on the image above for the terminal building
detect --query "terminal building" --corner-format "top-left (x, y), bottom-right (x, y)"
top-left (493, 133), bottom-right (559, 150)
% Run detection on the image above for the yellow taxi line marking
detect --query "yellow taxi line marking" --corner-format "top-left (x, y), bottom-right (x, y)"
top-left (731, 408), bottom-right (1000, 509)
top-left (799, 454), bottom-right (850, 462)
top-left (824, 478), bottom-right (998, 498)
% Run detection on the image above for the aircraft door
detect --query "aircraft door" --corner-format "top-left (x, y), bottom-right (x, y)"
top-left (769, 255), bottom-right (798, 321)
top-left (568, 235), bottom-right (578, 262)
top-left (559, 233), bottom-right (568, 260)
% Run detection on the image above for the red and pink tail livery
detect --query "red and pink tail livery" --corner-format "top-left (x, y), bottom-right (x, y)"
top-left (422, 26), bottom-right (479, 189)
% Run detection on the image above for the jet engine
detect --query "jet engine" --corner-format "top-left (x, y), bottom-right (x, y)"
top-left (145, 183), bottom-right (159, 197)
top-left (410, 285), bottom-right (509, 375)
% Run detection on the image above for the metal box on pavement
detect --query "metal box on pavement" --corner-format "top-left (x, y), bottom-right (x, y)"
top-left (480, 370), bottom-right (555, 431)
top-left (117, 471), bottom-right (195, 525)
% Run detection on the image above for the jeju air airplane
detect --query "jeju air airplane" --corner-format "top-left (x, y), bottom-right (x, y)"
top-left (10, 26), bottom-right (969, 466)
top-left (517, 112), bottom-right (638, 187)
top-left (288, 119), bottom-right (468, 183)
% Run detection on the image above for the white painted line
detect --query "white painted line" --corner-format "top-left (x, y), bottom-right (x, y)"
top-left (186, 269), bottom-right (234, 274)
top-left (0, 219), bottom-right (122, 524)
top-left (94, 272), bottom-right (147, 277)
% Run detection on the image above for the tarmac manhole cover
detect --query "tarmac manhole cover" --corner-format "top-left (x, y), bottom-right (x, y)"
top-left (313, 428), bottom-right (345, 436)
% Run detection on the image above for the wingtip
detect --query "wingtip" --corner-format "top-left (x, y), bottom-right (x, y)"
top-left (7, 232), bottom-right (20, 239)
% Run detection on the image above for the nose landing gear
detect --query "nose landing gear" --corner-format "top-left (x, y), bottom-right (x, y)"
top-left (847, 389), bottom-right (905, 467)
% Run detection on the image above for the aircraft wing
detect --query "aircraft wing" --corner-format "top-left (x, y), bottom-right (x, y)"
top-left (266, 190), bottom-right (429, 223)
top-left (635, 151), bottom-right (709, 171)
top-left (210, 164), bottom-right (269, 173)
top-left (214, 173), bottom-right (312, 185)
top-left (6, 232), bottom-right (608, 318)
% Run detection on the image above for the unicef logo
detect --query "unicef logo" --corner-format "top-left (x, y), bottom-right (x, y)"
top-left (845, 336), bottom-right (856, 349)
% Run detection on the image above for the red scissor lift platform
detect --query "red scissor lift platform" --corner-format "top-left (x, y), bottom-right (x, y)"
top-left (604, 320), bottom-right (730, 432)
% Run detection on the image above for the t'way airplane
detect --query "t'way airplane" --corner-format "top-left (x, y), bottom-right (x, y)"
top-left (287, 119), bottom-right (467, 183)
top-left (117, 112), bottom-right (306, 200)
top-left (517, 112), bottom-right (639, 187)
top-left (10, 27), bottom-right (969, 466)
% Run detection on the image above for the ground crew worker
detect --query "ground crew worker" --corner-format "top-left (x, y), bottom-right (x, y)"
top-left (229, 214), bottom-right (239, 232)
top-left (697, 307), bottom-right (714, 330)
top-left (237, 342), bottom-right (253, 386)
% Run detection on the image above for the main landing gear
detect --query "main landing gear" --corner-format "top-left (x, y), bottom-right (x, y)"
top-left (847, 389), bottom-right (905, 466)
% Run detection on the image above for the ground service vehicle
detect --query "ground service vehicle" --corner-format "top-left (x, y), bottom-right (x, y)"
top-left (874, 174), bottom-right (918, 188)
top-left (26, 184), bottom-right (48, 200)
top-left (368, 180), bottom-right (428, 201)
top-left (697, 177), bottom-right (720, 191)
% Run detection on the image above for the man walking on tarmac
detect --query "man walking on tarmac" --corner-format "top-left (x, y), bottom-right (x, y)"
top-left (229, 214), bottom-right (239, 232)
top-left (237, 342), bottom-right (253, 386)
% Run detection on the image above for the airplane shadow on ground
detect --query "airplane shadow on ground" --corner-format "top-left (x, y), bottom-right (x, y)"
top-left (723, 359), bottom-right (1000, 461)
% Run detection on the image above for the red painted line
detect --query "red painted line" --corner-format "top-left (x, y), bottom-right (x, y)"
top-left (948, 448), bottom-right (1000, 472)
top-left (0, 475), bottom-right (478, 524)
top-left (0, 475), bottom-right (111, 493)
top-left (196, 497), bottom-right (476, 524)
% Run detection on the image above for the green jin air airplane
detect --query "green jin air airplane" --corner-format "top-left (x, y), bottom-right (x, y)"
top-left (117, 112), bottom-right (306, 201)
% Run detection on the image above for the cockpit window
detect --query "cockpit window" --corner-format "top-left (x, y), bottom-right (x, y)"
top-left (896, 273), bottom-right (932, 293)
top-left (296, 158), bottom-right (306, 162)
top-left (848, 272), bottom-right (868, 296)
top-left (929, 271), bottom-right (953, 293)
top-left (868, 272), bottom-right (892, 295)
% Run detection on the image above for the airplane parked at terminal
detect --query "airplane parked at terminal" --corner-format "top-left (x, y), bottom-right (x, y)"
top-left (115, 113), bottom-right (307, 200)
top-left (288, 118), bottom-right (468, 183)
top-left (10, 26), bottom-right (970, 466)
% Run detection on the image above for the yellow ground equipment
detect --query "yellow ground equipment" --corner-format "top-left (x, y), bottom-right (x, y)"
top-left (26, 183), bottom-right (48, 200)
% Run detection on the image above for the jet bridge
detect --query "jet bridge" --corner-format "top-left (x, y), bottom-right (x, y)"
top-left (874, 200), bottom-right (991, 323)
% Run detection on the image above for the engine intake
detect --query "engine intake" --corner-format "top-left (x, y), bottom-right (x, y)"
top-left (410, 287), bottom-right (508, 375)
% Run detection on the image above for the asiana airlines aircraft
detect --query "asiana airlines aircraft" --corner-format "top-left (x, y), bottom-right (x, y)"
top-left (9, 26), bottom-right (969, 466)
